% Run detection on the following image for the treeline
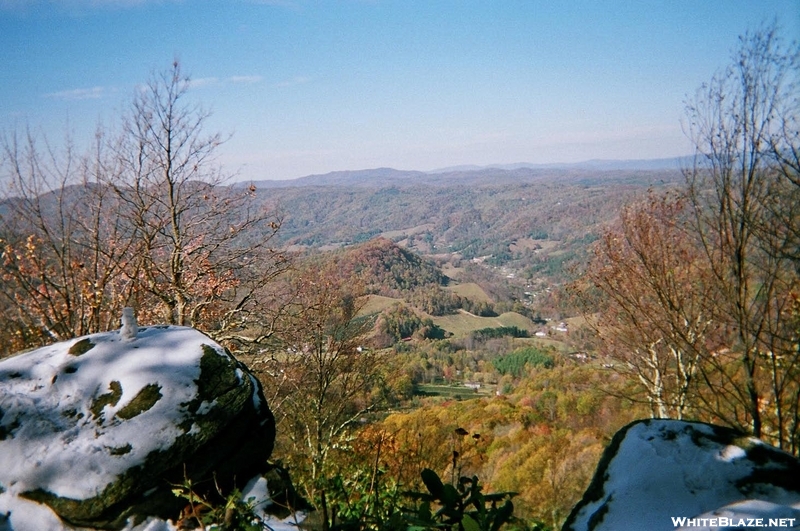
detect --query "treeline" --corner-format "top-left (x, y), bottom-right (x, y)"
top-left (472, 326), bottom-right (529, 340)
top-left (493, 346), bottom-right (554, 377)
top-left (407, 287), bottom-right (498, 317)
top-left (375, 304), bottom-right (446, 344)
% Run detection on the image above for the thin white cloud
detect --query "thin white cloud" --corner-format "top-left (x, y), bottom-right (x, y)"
top-left (187, 76), bottom-right (264, 89)
top-left (187, 77), bottom-right (220, 89)
top-left (44, 86), bottom-right (108, 101)
top-left (41, 74), bottom-right (262, 104)
top-left (228, 75), bottom-right (263, 85)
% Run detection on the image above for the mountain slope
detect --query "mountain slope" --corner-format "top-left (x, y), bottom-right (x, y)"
top-left (328, 237), bottom-right (447, 295)
top-left (257, 168), bottom-right (683, 259)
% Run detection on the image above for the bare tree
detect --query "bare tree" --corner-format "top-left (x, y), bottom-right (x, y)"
top-left (683, 23), bottom-right (800, 448)
top-left (0, 128), bottom-right (138, 353)
top-left (107, 61), bottom-right (289, 347)
top-left (1, 62), bottom-right (289, 357)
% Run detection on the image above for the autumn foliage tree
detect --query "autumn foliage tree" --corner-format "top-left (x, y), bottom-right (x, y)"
top-left (259, 263), bottom-right (384, 531)
top-left (106, 62), bottom-right (288, 346)
top-left (582, 191), bottom-right (719, 420)
top-left (0, 131), bottom-right (140, 353)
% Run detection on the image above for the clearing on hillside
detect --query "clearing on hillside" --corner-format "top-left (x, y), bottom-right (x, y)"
top-left (359, 294), bottom-right (404, 315)
top-left (444, 282), bottom-right (493, 303)
top-left (432, 310), bottom-right (536, 338)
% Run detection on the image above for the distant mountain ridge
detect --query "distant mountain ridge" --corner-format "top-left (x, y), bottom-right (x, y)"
top-left (430, 156), bottom-right (692, 173)
top-left (247, 167), bottom-right (428, 188)
top-left (241, 156), bottom-right (688, 189)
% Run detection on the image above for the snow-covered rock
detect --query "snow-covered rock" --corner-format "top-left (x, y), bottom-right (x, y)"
top-left (0, 324), bottom-right (275, 529)
top-left (563, 419), bottom-right (800, 531)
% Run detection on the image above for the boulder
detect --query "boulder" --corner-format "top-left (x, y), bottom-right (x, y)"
top-left (0, 324), bottom-right (275, 529)
top-left (563, 419), bottom-right (800, 531)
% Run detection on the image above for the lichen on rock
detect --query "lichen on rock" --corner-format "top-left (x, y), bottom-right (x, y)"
top-left (68, 338), bottom-right (94, 356)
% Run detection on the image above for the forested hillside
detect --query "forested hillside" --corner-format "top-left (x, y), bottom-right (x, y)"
top-left (245, 167), bottom-right (683, 325)
top-left (254, 168), bottom-right (682, 263)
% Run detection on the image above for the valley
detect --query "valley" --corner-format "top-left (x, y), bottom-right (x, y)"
top-left (232, 168), bottom-right (676, 527)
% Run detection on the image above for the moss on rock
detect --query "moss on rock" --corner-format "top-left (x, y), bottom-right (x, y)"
top-left (90, 381), bottom-right (122, 420)
top-left (108, 444), bottom-right (133, 456)
top-left (68, 338), bottom-right (94, 356)
top-left (116, 384), bottom-right (162, 420)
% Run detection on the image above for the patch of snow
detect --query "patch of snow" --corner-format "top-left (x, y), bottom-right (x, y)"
top-left (0, 490), bottom-right (69, 531)
top-left (263, 512), bottom-right (307, 531)
top-left (568, 420), bottom-right (800, 531)
top-left (248, 374), bottom-right (262, 410)
top-left (195, 399), bottom-right (218, 415)
top-left (719, 444), bottom-right (747, 462)
top-left (0, 325), bottom-right (234, 527)
top-left (240, 475), bottom-right (306, 530)
top-left (123, 516), bottom-right (179, 531)
top-left (242, 475), bottom-right (272, 517)
top-left (184, 423), bottom-right (202, 436)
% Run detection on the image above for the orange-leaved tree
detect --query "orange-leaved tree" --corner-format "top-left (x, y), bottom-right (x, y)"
top-left (581, 190), bottom-right (720, 420)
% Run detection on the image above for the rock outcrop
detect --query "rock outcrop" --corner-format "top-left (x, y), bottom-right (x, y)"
top-left (563, 419), bottom-right (800, 531)
top-left (0, 324), bottom-right (275, 529)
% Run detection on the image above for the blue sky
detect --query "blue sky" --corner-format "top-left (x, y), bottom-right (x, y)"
top-left (1, 1), bottom-right (798, 181)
